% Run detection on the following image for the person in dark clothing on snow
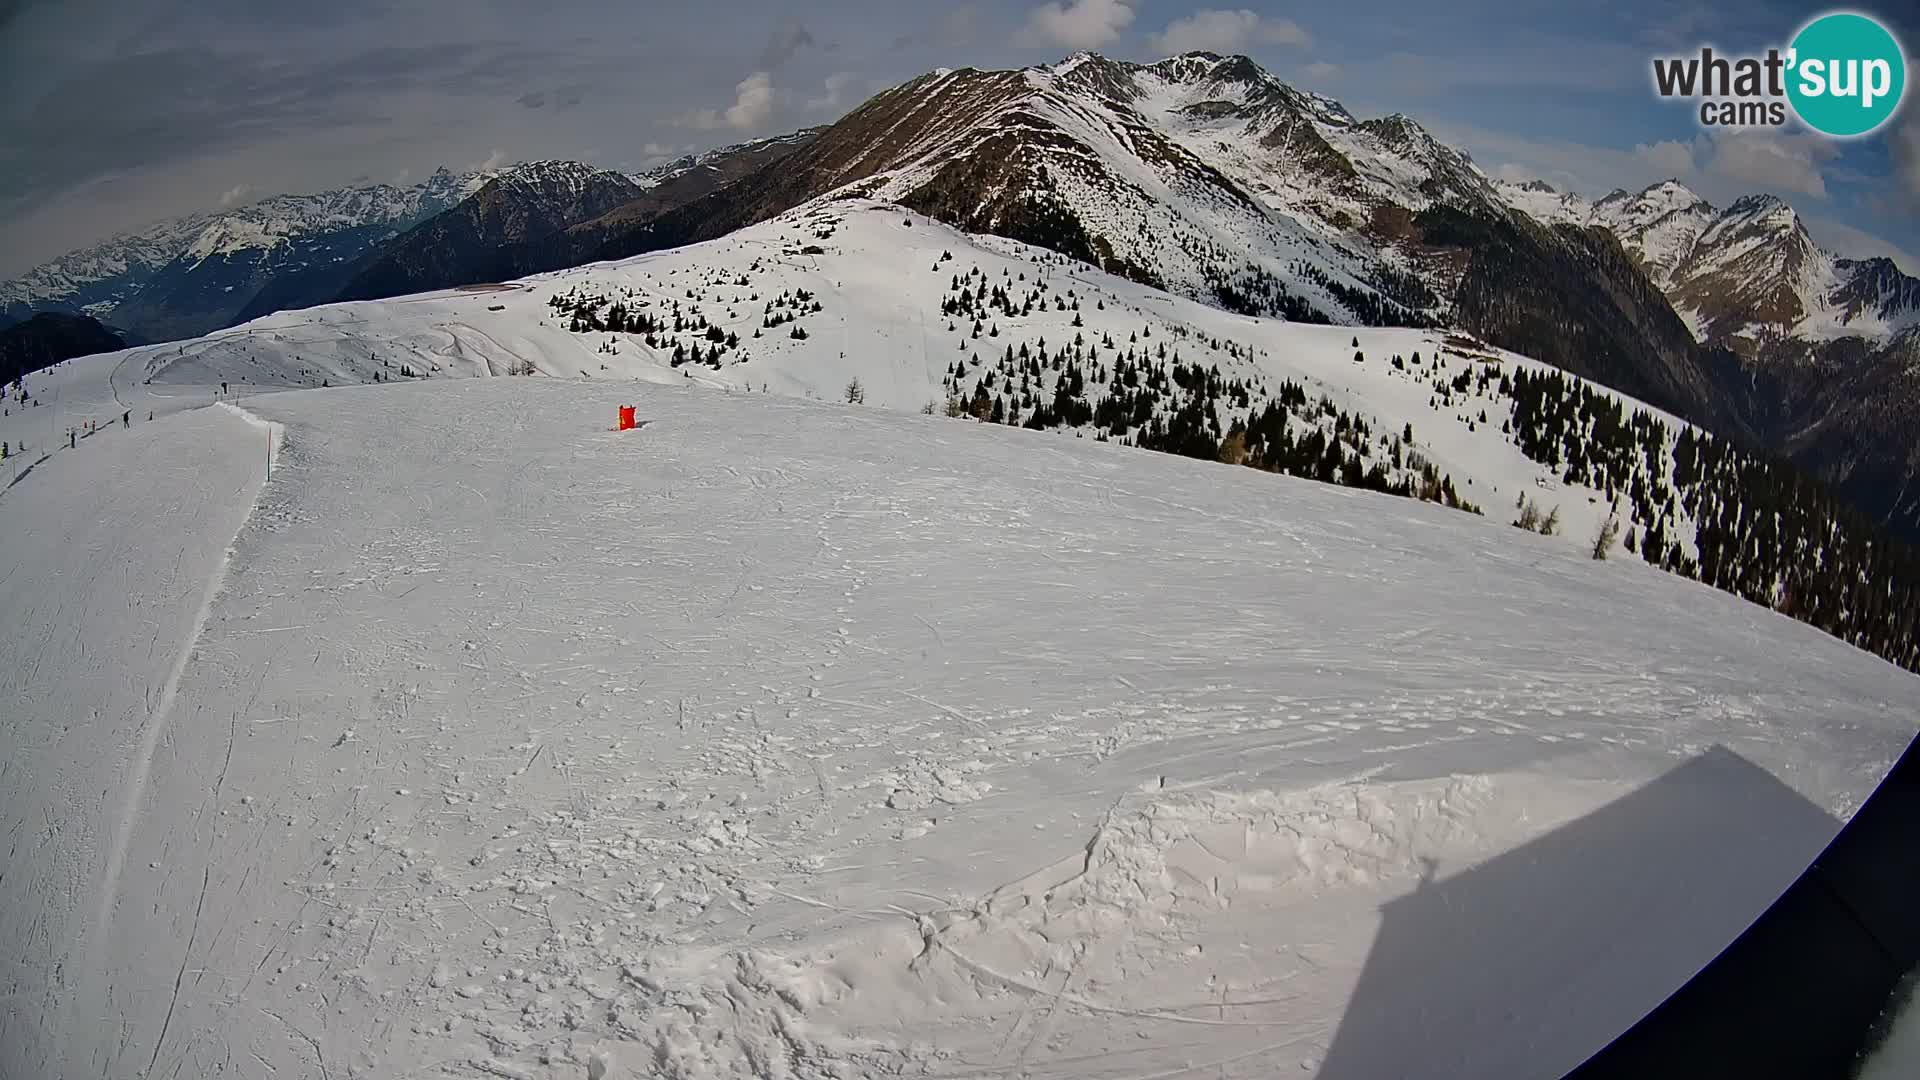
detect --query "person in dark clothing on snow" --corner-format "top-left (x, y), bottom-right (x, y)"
top-left (122, 410), bottom-right (130, 428)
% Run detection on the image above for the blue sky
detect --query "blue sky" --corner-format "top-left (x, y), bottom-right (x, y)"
top-left (1, 0), bottom-right (1914, 276)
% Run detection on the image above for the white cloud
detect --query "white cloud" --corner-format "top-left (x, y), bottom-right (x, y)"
top-left (1148, 9), bottom-right (1309, 55)
top-left (1700, 130), bottom-right (1838, 200)
top-left (1633, 138), bottom-right (1697, 178)
top-left (217, 183), bottom-right (252, 207)
top-left (477, 148), bottom-right (510, 172)
top-left (1015, 0), bottom-right (1135, 50)
top-left (1303, 60), bottom-right (1339, 80)
top-left (725, 71), bottom-right (777, 130)
top-left (686, 71), bottom-right (779, 132)
top-left (807, 72), bottom-right (860, 113)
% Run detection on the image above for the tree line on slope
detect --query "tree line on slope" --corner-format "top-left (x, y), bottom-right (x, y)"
top-left (1500, 365), bottom-right (1920, 672)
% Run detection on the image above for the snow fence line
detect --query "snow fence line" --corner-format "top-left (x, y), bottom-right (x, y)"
top-left (216, 400), bottom-right (286, 474)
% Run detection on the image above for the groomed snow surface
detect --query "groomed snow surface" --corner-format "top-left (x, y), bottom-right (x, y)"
top-left (4, 366), bottom-right (1916, 1080)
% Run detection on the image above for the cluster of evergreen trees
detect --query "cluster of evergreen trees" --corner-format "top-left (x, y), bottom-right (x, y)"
top-left (1209, 261), bottom-right (1328, 323)
top-left (1290, 261), bottom-right (1434, 328)
top-left (931, 267), bottom-right (1479, 517)
top-left (1229, 396), bottom-right (1474, 510)
top-left (1193, 256), bottom-right (1441, 328)
top-left (1495, 365), bottom-right (1920, 673)
top-left (939, 261), bottom-right (1086, 326)
top-left (546, 274), bottom-right (826, 371)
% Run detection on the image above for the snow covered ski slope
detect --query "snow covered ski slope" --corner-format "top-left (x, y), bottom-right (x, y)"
top-left (11, 199), bottom-right (1717, 557)
top-left (3, 367), bottom-right (1915, 1078)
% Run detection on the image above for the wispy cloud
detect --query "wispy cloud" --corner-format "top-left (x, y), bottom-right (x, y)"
top-left (758, 18), bottom-right (816, 71)
top-left (216, 183), bottom-right (251, 207)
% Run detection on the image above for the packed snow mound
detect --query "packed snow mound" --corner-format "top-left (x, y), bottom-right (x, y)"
top-left (3, 372), bottom-right (1914, 1079)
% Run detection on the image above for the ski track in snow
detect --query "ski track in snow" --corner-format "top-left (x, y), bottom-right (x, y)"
top-left (0, 402), bottom-right (269, 1079)
top-left (76, 403), bottom-right (285, 1078)
top-left (2, 370), bottom-right (1913, 1079)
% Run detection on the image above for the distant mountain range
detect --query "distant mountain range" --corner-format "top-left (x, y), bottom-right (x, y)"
top-left (0, 134), bottom-right (821, 343)
top-left (1497, 176), bottom-right (1919, 354)
top-left (0, 168), bottom-right (486, 340)
top-left (3, 52), bottom-right (1916, 537)
top-left (335, 131), bottom-right (819, 302)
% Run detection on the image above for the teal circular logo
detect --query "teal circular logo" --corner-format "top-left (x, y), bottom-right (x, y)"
top-left (1786, 12), bottom-right (1906, 137)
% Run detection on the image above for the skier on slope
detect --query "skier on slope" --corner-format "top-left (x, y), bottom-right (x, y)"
top-left (122, 410), bottom-right (130, 428)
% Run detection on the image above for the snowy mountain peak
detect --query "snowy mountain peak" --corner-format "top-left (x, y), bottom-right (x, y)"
top-left (1590, 179), bottom-right (1708, 220)
top-left (1151, 51), bottom-right (1269, 90)
top-left (1361, 112), bottom-right (1426, 142)
top-left (1616, 180), bottom-right (1711, 221)
top-left (1642, 178), bottom-right (1707, 204)
top-left (1692, 195), bottom-right (1812, 261)
top-left (1720, 192), bottom-right (1797, 226)
top-left (486, 159), bottom-right (613, 194)
top-left (1050, 50), bottom-right (1101, 75)
top-left (1043, 50), bottom-right (1150, 103)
